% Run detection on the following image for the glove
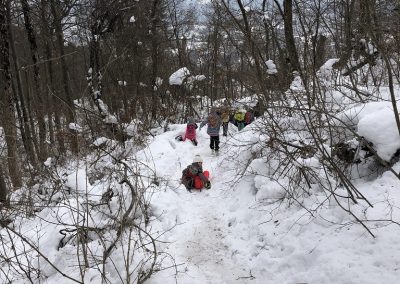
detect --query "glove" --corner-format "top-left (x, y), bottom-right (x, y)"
top-left (204, 181), bottom-right (211, 189)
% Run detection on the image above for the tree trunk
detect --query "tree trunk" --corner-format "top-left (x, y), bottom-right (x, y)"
top-left (236, 0), bottom-right (267, 96)
top-left (333, 0), bottom-right (356, 69)
top-left (283, 0), bottom-right (300, 72)
top-left (210, 24), bottom-right (219, 104)
top-left (20, 0), bottom-right (48, 162)
top-left (24, 68), bottom-right (41, 157)
top-left (150, 0), bottom-right (160, 121)
top-left (40, 0), bottom-right (55, 146)
top-left (50, 0), bottom-right (77, 153)
top-left (88, 33), bottom-right (105, 116)
top-left (0, 164), bottom-right (8, 206)
top-left (0, 0), bottom-right (22, 188)
top-left (7, 0), bottom-right (37, 166)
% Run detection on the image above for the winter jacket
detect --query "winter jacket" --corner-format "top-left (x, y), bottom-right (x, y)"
top-left (234, 111), bottom-right (245, 122)
top-left (183, 123), bottom-right (197, 141)
top-left (200, 112), bottom-right (222, 137)
top-left (245, 111), bottom-right (253, 124)
top-left (181, 162), bottom-right (209, 189)
top-left (221, 110), bottom-right (230, 123)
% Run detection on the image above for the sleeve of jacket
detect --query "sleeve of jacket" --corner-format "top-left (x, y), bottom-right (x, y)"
top-left (200, 119), bottom-right (207, 128)
top-left (188, 165), bottom-right (198, 176)
top-left (198, 172), bottom-right (209, 182)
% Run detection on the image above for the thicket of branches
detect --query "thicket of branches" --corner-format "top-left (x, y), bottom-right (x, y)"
top-left (214, 0), bottom-right (400, 237)
top-left (0, 0), bottom-right (399, 193)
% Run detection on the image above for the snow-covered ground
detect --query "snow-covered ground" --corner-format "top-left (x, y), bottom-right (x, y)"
top-left (139, 121), bottom-right (400, 283)
top-left (2, 112), bottom-right (400, 283)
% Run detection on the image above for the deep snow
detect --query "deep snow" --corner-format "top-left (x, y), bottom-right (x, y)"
top-left (2, 114), bottom-right (400, 284)
top-left (139, 121), bottom-right (400, 283)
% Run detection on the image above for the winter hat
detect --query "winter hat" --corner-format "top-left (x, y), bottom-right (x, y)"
top-left (193, 154), bottom-right (203, 163)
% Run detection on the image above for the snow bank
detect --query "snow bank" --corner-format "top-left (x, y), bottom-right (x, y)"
top-left (4, 96), bottom-right (400, 284)
top-left (339, 101), bottom-right (400, 161)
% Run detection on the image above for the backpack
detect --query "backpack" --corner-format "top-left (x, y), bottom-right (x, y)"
top-left (221, 111), bottom-right (230, 123)
top-left (182, 165), bottom-right (196, 179)
top-left (208, 114), bottom-right (219, 128)
top-left (245, 112), bottom-right (253, 124)
top-left (181, 165), bottom-right (197, 188)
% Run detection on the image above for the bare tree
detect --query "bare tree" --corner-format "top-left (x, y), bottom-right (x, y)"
top-left (20, 0), bottom-right (48, 162)
top-left (50, 0), bottom-right (78, 153)
top-left (0, 0), bottom-right (21, 188)
top-left (0, 164), bottom-right (8, 206)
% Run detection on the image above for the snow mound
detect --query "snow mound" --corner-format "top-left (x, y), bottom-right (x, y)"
top-left (169, 67), bottom-right (190, 85)
top-left (340, 101), bottom-right (400, 161)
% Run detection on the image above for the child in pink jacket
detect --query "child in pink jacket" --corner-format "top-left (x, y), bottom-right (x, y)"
top-left (180, 117), bottom-right (198, 146)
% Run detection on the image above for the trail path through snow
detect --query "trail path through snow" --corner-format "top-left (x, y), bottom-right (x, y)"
top-left (146, 126), bottom-right (254, 283)
top-left (145, 122), bottom-right (400, 284)
top-left (174, 191), bottom-right (246, 283)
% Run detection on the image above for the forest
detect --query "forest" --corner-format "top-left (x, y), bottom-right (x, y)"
top-left (0, 0), bottom-right (400, 283)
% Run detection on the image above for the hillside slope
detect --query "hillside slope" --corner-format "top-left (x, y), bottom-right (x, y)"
top-left (141, 121), bottom-right (400, 284)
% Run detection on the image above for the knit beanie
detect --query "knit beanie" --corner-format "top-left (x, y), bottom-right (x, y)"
top-left (193, 155), bottom-right (203, 163)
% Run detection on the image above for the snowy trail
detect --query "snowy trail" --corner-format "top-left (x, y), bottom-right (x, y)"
top-left (7, 119), bottom-right (400, 284)
top-left (174, 193), bottom-right (244, 283)
top-left (146, 126), bottom-right (254, 283)
top-left (168, 166), bottom-right (249, 282)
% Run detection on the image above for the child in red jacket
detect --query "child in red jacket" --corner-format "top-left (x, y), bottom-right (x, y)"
top-left (181, 155), bottom-right (211, 191)
top-left (182, 117), bottom-right (198, 146)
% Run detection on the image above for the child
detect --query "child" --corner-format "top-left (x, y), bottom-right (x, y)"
top-left (234, 108), bottom-right (246, 131)
top-left (244, 108), bottom-right (254, 126)
top-left (182, 117), bottom-right (198, 146)
top-left (200, 108), bottom-right (222, 153)
top-left (220, 101), bottom-right (231, 136)
top-left (181, 155), bottom-right (211, 191)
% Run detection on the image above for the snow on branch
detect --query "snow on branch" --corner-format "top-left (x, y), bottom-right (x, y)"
top-left (169, 67), bottom-right (191, 86)
top-left (168, 67), bottom-right (206, 90)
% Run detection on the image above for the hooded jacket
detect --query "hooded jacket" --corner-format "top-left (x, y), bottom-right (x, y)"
top-left (181, 162), bottom-right (209, 189)
top-left (183, 120), bottom-right (198, 141)
top-left (200, 112), bottom-right (222, 136)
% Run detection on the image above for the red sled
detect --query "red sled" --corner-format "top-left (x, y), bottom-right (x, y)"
top-left (193, 171), bottom-right (210, 189)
